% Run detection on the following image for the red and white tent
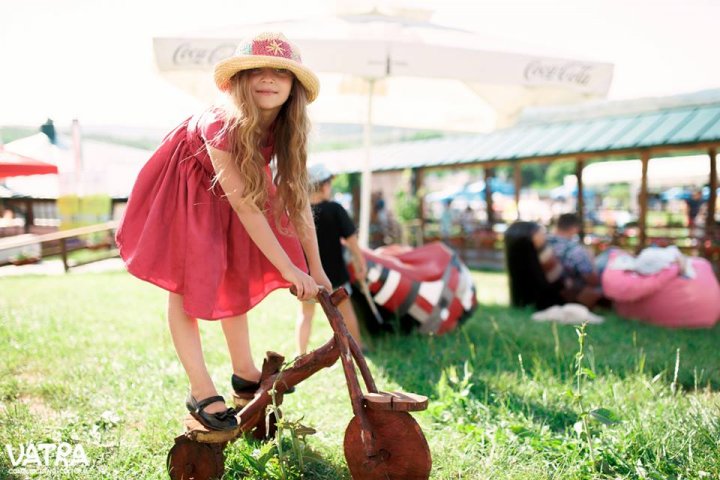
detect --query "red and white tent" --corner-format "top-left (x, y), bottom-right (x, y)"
top-left (0, 146), bottom-right (58, 180)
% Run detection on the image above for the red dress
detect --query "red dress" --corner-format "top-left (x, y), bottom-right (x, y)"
top-left (116, 107), bottom-right (307, 320)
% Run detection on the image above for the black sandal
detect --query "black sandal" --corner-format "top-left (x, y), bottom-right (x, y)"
top-left (232, 374), bottom-right (260, 393)
top-left (232, 374), bottom-right (295, 399)
top-left (185, 394), bottom-right (237, 431)
top-left (231, 374), bottom-right (261, 407)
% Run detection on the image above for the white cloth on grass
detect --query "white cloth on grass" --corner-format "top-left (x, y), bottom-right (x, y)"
top-left (531, 303), bottom-right (604, 325)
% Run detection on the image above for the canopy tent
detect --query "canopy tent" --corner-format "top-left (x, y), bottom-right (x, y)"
top-left (581, 155), bottom-right (712, 188)
top-left (660, 185), bottom-right (719, 201)
top-left (3, 133), bottom-right (150, 199)
top-left (152, 10), bottom-right (613, 246)
top-left (549, 184), bottom-right (596, 201)
top-left (0, 147), bottom-right (58, 179)
top-left (425, 178), bottom-right (515, 203)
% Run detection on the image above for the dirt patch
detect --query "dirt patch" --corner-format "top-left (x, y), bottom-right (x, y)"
top-left (18, 394), bottom-right (58, 419)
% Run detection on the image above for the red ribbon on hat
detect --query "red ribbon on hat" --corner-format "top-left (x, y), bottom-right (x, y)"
top-left (252, 38), bottom-right (293, 59)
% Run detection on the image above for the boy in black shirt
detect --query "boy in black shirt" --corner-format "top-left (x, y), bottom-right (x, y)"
top-left (297, 164), bottom-right (366, 354)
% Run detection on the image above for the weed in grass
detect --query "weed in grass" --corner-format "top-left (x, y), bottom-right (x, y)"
top-left (271, 362), bottom-right (316, 479)
top-left (671, 347), bottom-right (680, 395)
top-left (570, 322), bottom-right (625, 475)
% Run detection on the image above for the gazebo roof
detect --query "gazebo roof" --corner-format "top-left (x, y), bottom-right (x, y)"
top-left (310, 89), bottom-right (720, 173)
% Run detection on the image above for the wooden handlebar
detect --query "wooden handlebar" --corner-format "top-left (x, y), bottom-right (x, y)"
top-left (289, 286), bottom-right (348, 306)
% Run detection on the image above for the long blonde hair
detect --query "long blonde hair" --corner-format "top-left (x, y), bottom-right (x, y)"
top-left (219, 71), bottom-right (312, 236)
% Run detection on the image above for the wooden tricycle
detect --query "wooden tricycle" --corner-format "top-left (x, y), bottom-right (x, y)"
top-left (167, 287), bottom-right (431, 479)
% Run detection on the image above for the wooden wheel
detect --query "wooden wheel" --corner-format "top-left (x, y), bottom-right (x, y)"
top-left (167, 435), bottom-right (225, 480)
top-left (343, 410), bottom-right (431, 480)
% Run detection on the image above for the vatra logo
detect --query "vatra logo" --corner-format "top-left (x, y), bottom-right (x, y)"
top-left (5, 442), bottom-right (89, 469)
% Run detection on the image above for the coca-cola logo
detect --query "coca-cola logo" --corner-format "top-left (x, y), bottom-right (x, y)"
top-left (524, 61), bottom-right (593, 86)
top-left (172, 43), bottom-right (236, 66)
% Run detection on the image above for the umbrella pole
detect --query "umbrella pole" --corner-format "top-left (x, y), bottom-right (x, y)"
top-left (359, 78), bottom-right (375, 249)
top-left (72, 119), bottom-right (84, 196)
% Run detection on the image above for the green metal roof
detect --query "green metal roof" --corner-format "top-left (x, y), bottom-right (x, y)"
top-left (310, 91), bottom-right (720, 174)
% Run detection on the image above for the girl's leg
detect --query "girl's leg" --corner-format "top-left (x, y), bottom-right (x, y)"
top-left (167, 292), bottom-right (226, 414)
top-left (221, 314), bottom-right (261, 382)
top-left (296, 301), bottom-right (316, 355)
top-left (338, 299), bottom-right (364, 351)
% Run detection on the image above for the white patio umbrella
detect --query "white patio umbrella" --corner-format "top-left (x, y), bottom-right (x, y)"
top-left (153, 10), bottom-right (613, 246)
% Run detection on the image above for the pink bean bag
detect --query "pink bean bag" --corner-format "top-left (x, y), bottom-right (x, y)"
top-left (602, 251), bottom-right (720, 328)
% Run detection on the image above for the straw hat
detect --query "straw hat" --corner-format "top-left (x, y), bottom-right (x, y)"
top-left (214, 32), bottom-right (320, 103)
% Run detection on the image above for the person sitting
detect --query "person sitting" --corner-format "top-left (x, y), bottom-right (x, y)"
top-left (439, 199), bottom-right (454, 240)
top-left (601, 247), bottom-right (720, 328)
top-left (547, 213), bottom-right (604, 308)
top-left (504, 221), bottom-right (566, 310)
top-left (460, 206), bottom-right (476, 234)
top-left (685, 188), bottom-right (705, 232)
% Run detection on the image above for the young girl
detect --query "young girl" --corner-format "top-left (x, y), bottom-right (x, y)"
top-left (116, 32), bottom-right (331, 431)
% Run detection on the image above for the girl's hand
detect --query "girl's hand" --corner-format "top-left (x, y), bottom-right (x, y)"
top-left (282, 265), bottom-right (319, 301)
top-left (310, 267), bottom-right (332, 292)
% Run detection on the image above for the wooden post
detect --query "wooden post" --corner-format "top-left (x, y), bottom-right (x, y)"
top-left (60, 238), bottom-right (69, 272)
top-left (349, 172), bottom-right (361, 223)
top-left (412, 167), bottom-right (425, 245)
top-left (24, 199), bottom-right (34, 234)
top-left (638, 151), bottom-right (650, 251)
top-left (575, 158), bottom-right (585, 240)
top-left (484, 166), bottom-right (495, 224)
top-left (513, 163), bottom-right (522, 220)
top-left (707, 148), bottom-right (718, 239)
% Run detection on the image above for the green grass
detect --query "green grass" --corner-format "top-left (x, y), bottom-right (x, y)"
top-left (0, 270), bottom-right (719, 479)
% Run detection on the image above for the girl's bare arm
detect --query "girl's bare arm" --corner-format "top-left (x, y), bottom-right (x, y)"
top-left (207, 146), bottom-right (317, 299)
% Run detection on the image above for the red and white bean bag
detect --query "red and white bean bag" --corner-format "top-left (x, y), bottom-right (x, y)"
top-left (351, 242), bottom-right (478, 335)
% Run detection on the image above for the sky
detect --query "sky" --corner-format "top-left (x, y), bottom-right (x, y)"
top-left (0, 0), bottom-right (718, 130)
